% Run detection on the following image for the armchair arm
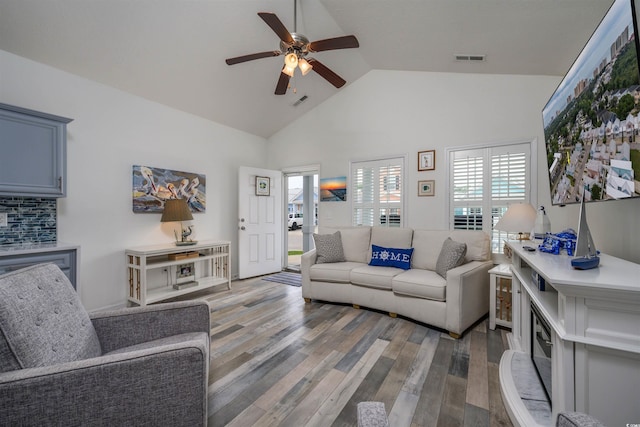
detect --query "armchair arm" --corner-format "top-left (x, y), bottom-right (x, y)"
top-left (445, 260), bottom-right (493, 335)
top-left (90, 300), bottom-right (210, 353)
top-left (0, 337), bottom-right (208, 426)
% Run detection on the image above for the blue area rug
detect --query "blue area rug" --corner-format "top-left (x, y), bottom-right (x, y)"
top-left (263, 272), bottom-right (301, 287)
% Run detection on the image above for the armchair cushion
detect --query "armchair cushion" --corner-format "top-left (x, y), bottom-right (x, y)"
top-left (0, 264), bottom-right (101, 372)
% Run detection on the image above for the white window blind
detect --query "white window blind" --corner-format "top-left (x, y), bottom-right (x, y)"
top-left (450, 142), bottom-right (532, 253)
top-left (351, 157), bottom-right (405, 227)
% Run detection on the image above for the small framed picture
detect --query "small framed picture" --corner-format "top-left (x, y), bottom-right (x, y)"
top-left (255, 176), bottom-right (270, 196)
top-left (418, 150), bottom-right (435, 171)
top-left (176, 262), bottom-right (195, 284)
top-left (418, 180), bottom-right (435, 197)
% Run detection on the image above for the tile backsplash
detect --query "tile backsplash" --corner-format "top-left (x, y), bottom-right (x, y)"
top-left (0, 197), bottom-right (57, 245)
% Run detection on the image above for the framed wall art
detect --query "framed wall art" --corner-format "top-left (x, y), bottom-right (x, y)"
top-left (320, 176), bottom-right (347, 202)
top-left (418, 150), bottom-right (435, 171)
top-left (132, 165), bottom-right (206, 213)
top-left (418, 180), bottom-right (435, 197)
top-left (255, 176), bottom-right (270, 196)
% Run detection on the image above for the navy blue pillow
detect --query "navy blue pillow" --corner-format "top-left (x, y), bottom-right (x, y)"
top-left (369, 245), bottom-right (414, 270)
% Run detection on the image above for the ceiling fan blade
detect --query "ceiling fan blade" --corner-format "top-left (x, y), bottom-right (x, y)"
top-left (225, 51), bottom-right (281, 65)
top-left (258, 12), bottom-right (294, 44)
top-left (308, 35), bottom-right (359, 52)
top-left (306, 58), bottom-right (346, 88)
top-left (275, 69), bottom-right (290, 95)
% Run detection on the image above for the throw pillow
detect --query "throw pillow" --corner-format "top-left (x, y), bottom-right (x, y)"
top-left (313, 231), bottom-right (346, 264)
top-left (436, 238), bottom-right (467, 278)
top-left (369, 245), bottom-right (414, 270)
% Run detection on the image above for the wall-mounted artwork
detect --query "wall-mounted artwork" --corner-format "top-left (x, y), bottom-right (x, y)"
top-left (418, 150), bottom-right (436, 171)
top-left (320, 176), bottom-right (347, 202)
top-left (255, 176), bottom-right (270, 196)
top-left (132, 165), bottom-right (206, 213)
top-left (418, 180), bottom-right (435, 196)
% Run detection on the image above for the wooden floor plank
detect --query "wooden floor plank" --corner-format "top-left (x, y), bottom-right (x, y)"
top-left (174, 277), bottom-right (513, 427)
top-left (411, 337), bottom-right (454, 427)
top-left (466, 330), bottom-right (489, 410)
top-left (305, 339), bottom-right (389, 427)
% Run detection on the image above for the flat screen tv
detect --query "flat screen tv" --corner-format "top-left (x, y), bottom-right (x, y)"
top-left (542, 0), bottom-right (640, 205)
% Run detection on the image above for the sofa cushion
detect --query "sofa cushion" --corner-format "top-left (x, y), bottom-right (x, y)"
top-left (435, 238), bottom-right (467, 278)
top-left (368, 227), bottom-right (413, 262)
top-left (392, 269), bottom-right (447, 301)
top-left (350, 265), bottom-right (403, 290)
top-left (309, 262), bottom-right (364, 283)
top-left (0, 264), bottom-right (102, 371)
top-left (411, 230), bottom-right (451, 270)
top-left (449, 230), bottom-right (491, 262)
top-left (313, 231), bottom-right (346, 263)
top-left (334, 227), bottom-right (371, 263)
top-left (369, 245), bottom-right (413, 270)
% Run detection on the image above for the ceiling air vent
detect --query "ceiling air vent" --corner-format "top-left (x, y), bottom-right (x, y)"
top-left (292, 95), bottom-right (308, 107)
top-left (455, 54), bottom-right (486, 62)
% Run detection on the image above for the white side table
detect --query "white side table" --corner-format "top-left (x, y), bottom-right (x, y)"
top-left (489, 263), bottom-right (512, 330)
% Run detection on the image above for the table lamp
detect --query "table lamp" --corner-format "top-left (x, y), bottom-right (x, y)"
top-left (161, 198), bottom-right (197, 246)
top-left (494, 203), bottom-right (537, 241)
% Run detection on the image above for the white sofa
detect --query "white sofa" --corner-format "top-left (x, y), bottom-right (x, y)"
top-left (301, 226), bottom-right (493, 337)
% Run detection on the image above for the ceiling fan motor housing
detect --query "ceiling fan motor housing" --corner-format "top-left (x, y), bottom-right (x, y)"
top-left (280, 33), bottom-right (310, 57)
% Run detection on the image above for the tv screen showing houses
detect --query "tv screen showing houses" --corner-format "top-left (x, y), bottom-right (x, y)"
top-left (542, 0), bottom-right (640, 205)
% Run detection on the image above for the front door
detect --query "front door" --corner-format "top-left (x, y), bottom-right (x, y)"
top-left (238, 166), bottom-right (283, 279)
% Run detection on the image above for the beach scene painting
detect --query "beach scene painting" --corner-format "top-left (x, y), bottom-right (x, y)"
top-left (132, 165), bottom-right (206, 213)
top-left (320, 176), bottom-right (347, 202)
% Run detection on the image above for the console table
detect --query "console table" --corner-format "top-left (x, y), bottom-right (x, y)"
top-left (126, 240), bottom-right (230, 306)
top-left (500, 241), bottom-right (640, 427)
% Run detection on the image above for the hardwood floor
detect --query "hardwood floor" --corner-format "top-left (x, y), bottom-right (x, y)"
top-left (183, 276), bottom-right (513, 427)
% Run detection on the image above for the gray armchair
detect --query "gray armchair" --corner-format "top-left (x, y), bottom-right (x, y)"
top-left (0, 263), bottom-right (210, 426)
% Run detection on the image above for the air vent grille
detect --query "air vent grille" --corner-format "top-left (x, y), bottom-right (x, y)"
top-left (292, 95), bottom-right (308, 107)
top-left (455, 54), bottom-right (486, 62)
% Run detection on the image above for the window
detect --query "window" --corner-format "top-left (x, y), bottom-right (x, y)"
top-left (448, 141), bottom-right (535, 253)
top-left (351, 156), bottom-right (406, 227)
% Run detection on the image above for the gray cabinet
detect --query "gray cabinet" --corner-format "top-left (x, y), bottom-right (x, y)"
top-left (0, 243), bottom-right (79, 289)
top-left (0, 103), bottom-right (73, 197)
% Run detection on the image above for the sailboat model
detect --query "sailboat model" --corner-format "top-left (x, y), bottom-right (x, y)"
top-left (571, 194), bottom-right (600, 270)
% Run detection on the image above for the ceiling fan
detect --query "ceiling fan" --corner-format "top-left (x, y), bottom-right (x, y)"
top-left (225, 3), bottom-right (359, 95)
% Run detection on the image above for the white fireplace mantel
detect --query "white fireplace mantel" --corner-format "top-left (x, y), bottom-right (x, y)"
top-left (500, 241), bottom-right (640, 427)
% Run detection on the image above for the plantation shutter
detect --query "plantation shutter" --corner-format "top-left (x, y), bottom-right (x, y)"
top-left (352, 157), bottom-right (405, 227)
top-left (449, 142), bottom-right (532, 253)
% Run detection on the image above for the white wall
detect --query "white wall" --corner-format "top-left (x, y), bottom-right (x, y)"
top-left (267, 70), bottom-right (640, 263)
top-left (1, 50), bottom-right (267, 311)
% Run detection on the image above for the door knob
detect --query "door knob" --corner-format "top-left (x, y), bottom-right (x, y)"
top-left (240, 218), bottom-right (245, 222)
top-left (240, 226), bottom-right (246, 230)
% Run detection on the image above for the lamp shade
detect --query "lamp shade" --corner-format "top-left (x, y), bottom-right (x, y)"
top-left (161, 199), bottom-right (193, 222)
top-left (494, 203), bottom-right (536, 233)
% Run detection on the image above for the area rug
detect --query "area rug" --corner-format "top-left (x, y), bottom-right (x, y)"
top-left (263, 271), bottom-right (301, 287)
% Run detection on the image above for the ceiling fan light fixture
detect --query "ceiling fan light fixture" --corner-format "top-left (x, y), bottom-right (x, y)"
top-left (284, 52), bottom-right (298, 68)
top-left (282, 65), bottom-right (295, 77)
top-left (298, 58), bottom-right (313, 75)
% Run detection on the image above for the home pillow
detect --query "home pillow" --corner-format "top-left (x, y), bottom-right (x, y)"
top-left (313, 231), bottom-right (346, 264)
top-left (436, 237), bottom-right (467, 278)
top-left (369, 245), bottom-right (414, 270)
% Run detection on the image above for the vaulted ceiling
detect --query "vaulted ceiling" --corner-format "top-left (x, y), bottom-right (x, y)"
top-left (0, 0), bottom-right (614, 138)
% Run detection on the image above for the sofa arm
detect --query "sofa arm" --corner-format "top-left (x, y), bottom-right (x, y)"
top-left (445, 260), bottom-right (493, 335)
top-left (0, 337), bottom-right (208, 426)
top-left (90, 300), bottom-right (210, 353)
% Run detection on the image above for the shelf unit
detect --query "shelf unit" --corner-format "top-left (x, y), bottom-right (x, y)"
top-left (489, 263), bottom-right (512, 330)
top-left (501, 241), bottom-right (640, 427)
top-left (126, 240), bottom-right (230, 306)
